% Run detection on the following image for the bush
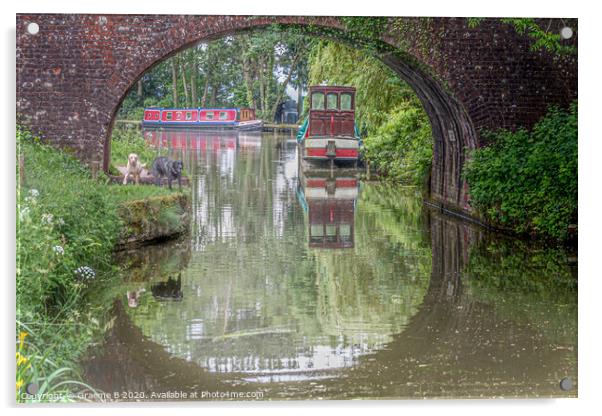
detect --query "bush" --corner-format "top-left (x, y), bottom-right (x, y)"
top-left (362, 102), bottom-right (433, 185)
top-left (463, 102), bottom-right (577, 240)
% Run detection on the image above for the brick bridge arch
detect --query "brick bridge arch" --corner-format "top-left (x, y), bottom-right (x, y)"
top-left (16, 15), bottom-right (577, 216)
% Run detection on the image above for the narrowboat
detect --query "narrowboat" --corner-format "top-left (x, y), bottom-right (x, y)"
top-left (296, 86), bottom-right (361, 166)
top-left (142, 107), bottom-right (263, 131)
top-left (296, 170), bottom-right (358, 249)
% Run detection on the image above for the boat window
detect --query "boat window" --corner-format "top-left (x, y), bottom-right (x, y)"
top-left (339, 224), bottom-right (351, 241)
top-left (326, 93), bottom-right (338, 110)
top-left (341, 93), bottom-right (353, 111)
top-left (311, 92), bottom-right (325, 110)
top-left (165, 112), bottom-right (172, 121)
top-left (175, 112), bottom-right (183, 120)
top-left (219, 111), bottom-right (228, 120)
top-left (206, 111), bottom-right (214, 120)
top-left (310, 224), bottom-right (324, 237)
top-left (326, 225), bottom-right (337, 236)
top-left (186, 112), bottom-right (192, 121)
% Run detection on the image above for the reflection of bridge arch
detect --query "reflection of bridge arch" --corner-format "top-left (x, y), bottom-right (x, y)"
top-left (84, 212), bottom-right (576, 399)
top-left (16, 15), bottom-right (577, 216)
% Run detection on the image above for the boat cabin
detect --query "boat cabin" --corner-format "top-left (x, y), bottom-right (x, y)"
top-left (308, 86), bottom-right (356, 137)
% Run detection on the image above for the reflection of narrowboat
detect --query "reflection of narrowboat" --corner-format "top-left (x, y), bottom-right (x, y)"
top-left (142, 107), bottom-right (263, 131)
top-left (297, 171), bottom-right (359, 249)
top-left (143, 129), bottom-right (239, 150)
top-left (296, 86), bottom-right (361, 166)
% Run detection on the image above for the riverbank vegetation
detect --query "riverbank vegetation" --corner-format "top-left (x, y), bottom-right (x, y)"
top-left (463, 102), bottom-right (578, 241)
top-left (16, 128), bottom-right (184, 402)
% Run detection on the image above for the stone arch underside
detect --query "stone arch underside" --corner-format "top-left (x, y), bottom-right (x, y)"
top-left (16, 15), bottom-right (577, 218)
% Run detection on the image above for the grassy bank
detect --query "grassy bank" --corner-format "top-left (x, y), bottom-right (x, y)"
top-left (16, 128), bottom-right (183, 402)
top-left (463, 102), bottom-right (578, 242)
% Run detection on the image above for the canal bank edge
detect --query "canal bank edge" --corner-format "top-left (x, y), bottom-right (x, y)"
top-left (116, 192), bottom-right (191, 248)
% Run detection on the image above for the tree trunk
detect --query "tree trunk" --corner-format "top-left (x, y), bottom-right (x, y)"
top-left (258, 64), bottom-right (265, 114)
top-left (137, 79), bottom-right (143, 98)
top-left (270, 50), bottom-right (302, 121)
top-left (201, 76), bottom-right (209, 107)
top-left (180, 57), bottom-right (190, 108)
top-left (297, 84), bottom-right (303, 120)
top-left (242, 54), bottom-right (256, 109)
top-left (210, 84), bottom-right (217, 107)
top-left (190, 50), bottom-right (198, 107)
top-left (171, 59), bottom-right (179, 107)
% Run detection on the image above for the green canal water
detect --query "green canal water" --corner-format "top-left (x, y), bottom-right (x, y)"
top-left (82, 131), bottom-right (577, 400)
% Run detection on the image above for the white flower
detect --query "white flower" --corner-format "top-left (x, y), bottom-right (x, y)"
top-left (52, 245), bottom-right (64, 255)
top-left (19, 207), bottom-right (30, 221)
top-left (24, 196), bottom-right (37, 205)
top-left (28, 189), bottom-right (39, 197)
top-left (74, 266), bottom-right (96, 280)
top-left (57, 218), bottom-right (65, 226)
top-left (41, 213), bottom-right (54, 225)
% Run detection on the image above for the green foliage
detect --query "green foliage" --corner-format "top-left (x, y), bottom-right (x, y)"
top-left (362, 102), bottom-right (433, 184)
top-left (340, 17), bottom-right (389, 41)
top-left (16, 324), bottom-right (104, 403)
top-left (16, 127), bottom-right (179, 401)
top-left (110, 126), bottom-right (165, 169)
top-left (467, 18), bottom-right (576, 55)
top-left (463, 102), bottom-right (577, 240)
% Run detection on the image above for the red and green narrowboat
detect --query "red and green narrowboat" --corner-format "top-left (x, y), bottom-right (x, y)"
top-left (142, 107), bottom-right (263, 131)
top-left (296, 86), bottom-right (362, 166)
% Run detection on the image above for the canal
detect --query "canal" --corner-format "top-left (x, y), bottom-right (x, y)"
top-left (82, 130), bottom-right (577, 400)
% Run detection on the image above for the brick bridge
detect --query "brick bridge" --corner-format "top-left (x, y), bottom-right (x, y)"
top-left (16, 15), bottom-right (577, 216)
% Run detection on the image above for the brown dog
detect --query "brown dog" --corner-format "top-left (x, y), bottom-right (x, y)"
top-left (123, 153), bottom-right (145, 185)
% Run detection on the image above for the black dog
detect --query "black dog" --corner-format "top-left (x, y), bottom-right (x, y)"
top-left (151, 156), bottom-right (183, 189)
top-left (151, 274), bottom-right (183, 301)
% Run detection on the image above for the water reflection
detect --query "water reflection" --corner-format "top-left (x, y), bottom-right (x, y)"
top-left (82, 130), bottom-right (577, 400)
top-left (297, 170), bottom-right (358, 249)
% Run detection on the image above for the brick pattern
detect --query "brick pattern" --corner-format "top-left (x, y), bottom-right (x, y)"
top-left (16, 15), bottom-right (577, 217)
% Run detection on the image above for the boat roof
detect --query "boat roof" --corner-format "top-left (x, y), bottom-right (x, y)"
top-left (144, 108), bottom-right (258, 112)
top-left (308, 85), bottom-right (356, 93)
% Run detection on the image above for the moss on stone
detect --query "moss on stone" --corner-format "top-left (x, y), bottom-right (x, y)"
top-left (117, 192), bottom-right (191, 247)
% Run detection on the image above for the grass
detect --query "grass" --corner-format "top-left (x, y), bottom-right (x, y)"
top-left (16, 126), bottom-right (187, 403)
top-left (109, 126), bottom-right (167, 175)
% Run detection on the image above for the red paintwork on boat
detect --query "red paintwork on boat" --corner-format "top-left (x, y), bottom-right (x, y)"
top-left (306, 148), bottom-right (358, 158)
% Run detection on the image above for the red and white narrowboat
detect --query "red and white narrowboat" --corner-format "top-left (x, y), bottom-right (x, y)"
top-left (296, 86), bottom-right (361, 166)
top-left (142, 107), bottom-right (263, 131)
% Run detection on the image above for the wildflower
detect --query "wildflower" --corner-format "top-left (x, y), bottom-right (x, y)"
top-left (18, 207), bottom-right (30, 221)
top-left (16, 352), bottom-right (28, 366)
top-left (57, 217), bottom-right (65, 226)
top-left (16, 379), bottom-right (24, 391)
top-left (28, 189), bottom-right (39, 197)
top-left (24, 196), bottom-right (37, 205)
top-left (18, 331), bottom-right (28, 349)
top-left (41, 213), bottom-right (54, 225)
top-left (74, 266), bottom-right (96, 280)
top-left (52, 245), bottom-right (64, 255)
